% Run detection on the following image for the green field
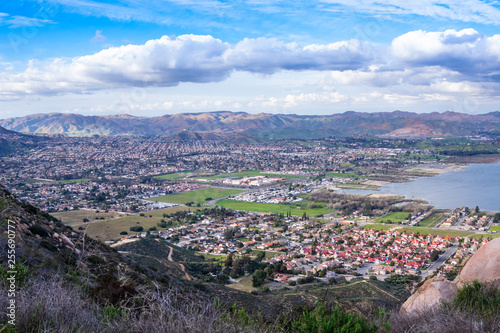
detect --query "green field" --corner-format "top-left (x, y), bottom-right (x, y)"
top-left (375, 212), bottom-right (411, 223)
top-left (489, 225), bottom-right (500, 232)
top-left (362, 224), bottom-right (500, 239)
top-left (336, 183), bottom-right (379, 190)
top-left (326, 172), bottom-right (357, 178)
top-left (56, 178), bottom-right (91, 184)
top-left (198, 170), bottom-right (307, 180)
top-left (153, 173), bottom-right (186, 180)
top-left (150, 187), bottom-right (245, 205)
top-left (215, 199), bottom-right (332, 216)
top-left (418, 212), bottom-right (445, 228)
top-left (154, 171), bottom-right (208, 180)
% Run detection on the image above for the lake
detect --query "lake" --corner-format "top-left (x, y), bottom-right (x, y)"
top-left (341, 161), bottom-right (500, 211)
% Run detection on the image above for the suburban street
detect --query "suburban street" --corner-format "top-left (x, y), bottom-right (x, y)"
top-left (422, 242), bottom-right (459, 277)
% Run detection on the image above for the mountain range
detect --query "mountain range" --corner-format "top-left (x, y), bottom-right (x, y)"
top-left (1, 110), bottom-right (500, 139)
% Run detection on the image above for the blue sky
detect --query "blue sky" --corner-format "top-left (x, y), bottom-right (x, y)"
top-left (1, 0), bottom-right (500, 118)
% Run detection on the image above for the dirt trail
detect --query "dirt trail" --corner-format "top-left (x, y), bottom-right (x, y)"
top-left (166, 245), bottom-right (192, 281)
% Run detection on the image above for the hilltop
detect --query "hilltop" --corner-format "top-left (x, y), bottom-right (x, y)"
top-left (1, 110), bottom-right (500, 138)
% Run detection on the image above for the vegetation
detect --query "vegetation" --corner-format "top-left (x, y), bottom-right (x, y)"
top-left (308, 191), bottom-right (404, 216)
top-left (151, 187), bottom-right (245, 205)
top-left (291, 302), bottom-right (390, 333)
top-left (215, 199), bottom-right (331, 216)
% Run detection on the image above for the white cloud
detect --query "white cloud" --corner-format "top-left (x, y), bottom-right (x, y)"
top-left (0, 12), bottom-right (56, 28)
top-left (0, 34), bottom-right (373, 98)
top-left (391, 29), bottom-right (500, 77)
top-left (90, 30), bottom-right (106, 42)
top-left (320, 1), bottom-right (500, 25)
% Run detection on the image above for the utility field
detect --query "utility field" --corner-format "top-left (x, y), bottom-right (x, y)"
top-left (215, 199), bottom-right (331, 216)
top-left (150, 187), bottom-right (245, 205)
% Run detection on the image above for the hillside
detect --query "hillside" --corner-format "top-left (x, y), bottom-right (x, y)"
top-left (2, 110), bottom-right (500, 138)
top-left (0, 184), bottom-right (401, 331)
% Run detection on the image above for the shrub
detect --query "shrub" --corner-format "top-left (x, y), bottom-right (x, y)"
top-left (291, 302), bottom-right (389, 333)
top-left (453, 281), bottom-right (500, 316)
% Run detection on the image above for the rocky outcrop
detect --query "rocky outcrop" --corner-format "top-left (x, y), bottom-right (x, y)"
top-left (454, 238), bottom-right (500, 289)
top-left (401, 238), bottom-right (500, 315)
top-left (400, 276), bottom-right (457, 314)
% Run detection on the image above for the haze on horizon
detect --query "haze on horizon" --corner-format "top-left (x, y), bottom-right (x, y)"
top-left (2, 1), bottom-right (500, 119)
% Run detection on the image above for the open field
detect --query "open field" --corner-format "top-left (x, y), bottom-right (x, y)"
top-left (145, 206), bottom-right (204, 217)
top-left (71, 215), bottom-right (164, 240)
top-left (52, 210), bottom-right (122, 224)
top-left (198, 170), bottom-right (308, 180)
top-left (153, 173), bottom-right (186, 180)
top-left (363, 224), bottom-right (500, 239)
top-left (56, 178), bottom-right (91, 184)
top-left (336, 183), bottom-right (380, 190)
top-left (153, 171), bottom-right (208, 180)
top-left (326, 172), bottom-right (358, 178)
top-left (215, 199), bottom-right (332, 216)
top-left (150, 187), bottom-right (245, 205)
top-left (418, 212), bottom-right (445, 227)
top-left (489, 225), bottom-right (500, 232)
top-left (375, 212), bottom-right (411, 223)
top-left (227, 274), bottom-right (257, 292)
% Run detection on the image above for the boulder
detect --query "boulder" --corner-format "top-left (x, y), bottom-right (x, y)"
top-left (400, 276), bottom-right (457, 314)
top-left (455, 237), bottom-right (500, 289)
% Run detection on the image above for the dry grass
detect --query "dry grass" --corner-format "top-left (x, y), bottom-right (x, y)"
top-left (391, 305), bottom-right (500, 333)
top-left (0, 274), bottom-right (272, 333)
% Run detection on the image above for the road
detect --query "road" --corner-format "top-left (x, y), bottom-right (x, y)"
top-left (422, 242), bottom-right (459, 277)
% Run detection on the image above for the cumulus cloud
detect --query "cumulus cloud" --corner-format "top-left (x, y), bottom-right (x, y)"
top-left (3, 29), bottom-right (500, 104)
top-left (391, 28), bottom-right (500, 78)
top-left (0, 34), bottom-right (372, 98)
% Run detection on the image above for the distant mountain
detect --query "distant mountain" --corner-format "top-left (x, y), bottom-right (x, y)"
top-left (2, 110), bottom-right (500, 138)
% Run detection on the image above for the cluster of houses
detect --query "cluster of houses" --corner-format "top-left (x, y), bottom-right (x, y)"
top-left (119, 207), bottom-right (491, 283)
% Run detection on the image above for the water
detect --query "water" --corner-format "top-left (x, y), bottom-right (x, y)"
top-left (341, 161), bottom-right (500, 211)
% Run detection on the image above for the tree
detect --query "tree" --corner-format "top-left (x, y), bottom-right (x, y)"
top-left (255, 251), bottom-right (266, 262)
top-left (311, 238), bottom-right (317, 255)
top-left (225, 253), bottom-right (233, 267)
top-left (252, 269), bottom-right (267, 287)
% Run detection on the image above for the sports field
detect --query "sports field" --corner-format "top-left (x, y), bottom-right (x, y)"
top-left (150, 187), bottom-right (245, 205)
top-left (215, 199), bottom-right (332, 216)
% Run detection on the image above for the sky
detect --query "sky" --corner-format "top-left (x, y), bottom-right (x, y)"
top-left (1, 1), bottom-right (500, 118)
